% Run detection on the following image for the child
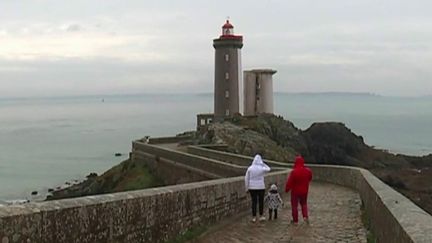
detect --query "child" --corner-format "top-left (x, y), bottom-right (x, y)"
top-left (265, 184), bottom-right (283, 220)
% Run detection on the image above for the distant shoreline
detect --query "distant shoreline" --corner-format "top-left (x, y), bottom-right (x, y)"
top-left (1, 91), bottom-right (431, 101)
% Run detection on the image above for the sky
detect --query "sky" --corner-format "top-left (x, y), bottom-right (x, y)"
top-left (1, 0), bottom-right (432, 97)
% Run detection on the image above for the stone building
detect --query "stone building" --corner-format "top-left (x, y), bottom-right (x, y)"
top-left (213, 20), bottom-right (243, 121)
top-left (243, 69), bottom-right (277, 116)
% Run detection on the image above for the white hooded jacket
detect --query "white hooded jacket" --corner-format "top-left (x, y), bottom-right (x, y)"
top-left (244, 154), bottom-right (271, 190)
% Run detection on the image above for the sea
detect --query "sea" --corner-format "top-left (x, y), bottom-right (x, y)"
top-left (0, 93), bottom-right (431, 203)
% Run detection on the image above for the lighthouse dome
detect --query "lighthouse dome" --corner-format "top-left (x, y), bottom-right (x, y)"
top-left (222, 20), bottom-right (234, 36)
top-left (222, 20), bottom-right (234, 29)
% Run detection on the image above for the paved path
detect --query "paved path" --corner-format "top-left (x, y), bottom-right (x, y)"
top-left (194, 182), bottom-right (367, 243)
top-left (157, 142), bottom-right (188, 152)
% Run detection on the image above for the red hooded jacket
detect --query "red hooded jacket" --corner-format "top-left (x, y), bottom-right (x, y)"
top-left (285, 156), bottom-right (313, 195)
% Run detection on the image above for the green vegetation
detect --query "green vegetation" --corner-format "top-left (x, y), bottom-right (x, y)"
top-left (49, 159), bottom-right (165, 200)
top-left (95, 159), bottom-right (165, 193)
top-left (382, 175), bottom-right (407, 189)
top-left (166, 226), bottom-right (207, 243)
top-left (360, 202), bottom-right (377, 243)
top-left (113, 162), bottom-right (164, 192)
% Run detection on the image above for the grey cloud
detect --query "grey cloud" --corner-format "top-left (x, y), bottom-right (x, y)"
top-left (1, 0), bottom-right (432, 97)
top-left (65, 24), bottom-right (82, 32)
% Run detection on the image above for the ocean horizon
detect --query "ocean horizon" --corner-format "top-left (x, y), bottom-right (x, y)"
top-left (0, 92), bottom-right (431, 202)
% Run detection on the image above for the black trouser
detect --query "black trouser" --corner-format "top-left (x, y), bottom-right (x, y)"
top-left (249, 189), bottom-right (265, 217)
top-left (269, 209), bottom-right (278, 220)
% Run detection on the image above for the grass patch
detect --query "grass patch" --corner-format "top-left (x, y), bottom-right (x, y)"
top-left (48, 159), bottom-right (166, 200)
top-left (112, 161), bottom-right (165, 192)
top-left (166, 226), bottom-right (208, 243)
top-left (360, 202), bottom-right (377, 243)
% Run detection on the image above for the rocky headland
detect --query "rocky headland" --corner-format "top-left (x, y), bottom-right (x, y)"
top-left (48, 114), bottom-right (432, 215)
top-left (198, 114), bottom-right (431, 214)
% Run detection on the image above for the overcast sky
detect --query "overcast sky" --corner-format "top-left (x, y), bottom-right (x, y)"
top-left (1, 0), bottom-right (432, 97)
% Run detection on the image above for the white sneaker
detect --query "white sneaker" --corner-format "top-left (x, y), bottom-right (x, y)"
top-left (251, 217), bottom-right (257, 223)
top-left (259, 216), bottom-right (266, 222)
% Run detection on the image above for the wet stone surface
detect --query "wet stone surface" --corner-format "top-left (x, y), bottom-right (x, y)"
top-left (194, 183), bottom-right (367, 243)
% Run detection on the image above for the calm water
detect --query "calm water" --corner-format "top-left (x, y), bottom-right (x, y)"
top-left (0, 93), bottom-right (431, 201)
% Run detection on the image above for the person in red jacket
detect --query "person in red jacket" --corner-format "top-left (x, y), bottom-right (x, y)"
top-left (285, 155), bottom-right (313, 224)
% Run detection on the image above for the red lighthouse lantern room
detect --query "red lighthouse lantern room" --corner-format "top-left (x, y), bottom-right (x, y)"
top-left (220, 20), bottom-right (242, 40)
top-left (222, 20), bottom-right (234, 36)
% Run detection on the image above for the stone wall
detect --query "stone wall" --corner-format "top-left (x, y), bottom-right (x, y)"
top-left (197, 144), bottom-right (229, 152)
top-left (2, 142), bottom-right (431, 243)
top-left (148, 136), bottom-right (191, 145)
top-left (133, 150), bottom-right (220, 185)
top-left (310, 165), bottom-right (432, 243)
top-left (132, 142), bottom-right (247, 177)
top-left (0, 171), bottom-right (289, 243)
top-left (187, 145), bottom-right (291, 168)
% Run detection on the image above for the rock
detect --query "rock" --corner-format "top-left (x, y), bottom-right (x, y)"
top-left (86, 172), bottom-right (98, 179)
top-left (115, 153), bottom-right (122, 157)
top-left (233, 114), bottom-right (309, 156)
top-left (198, 121), bottom-right (296, 162)
top-left (48, 188), bottom-right (54, 193)
top-left (198, 114), bottom-right (409, 168)
top-left (302, 122), bottom-right (409, 168)
top-left (31, 191), bottom-right (38, 196)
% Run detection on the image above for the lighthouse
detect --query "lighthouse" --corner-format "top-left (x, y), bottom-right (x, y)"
top-left (213, 20), bottom-right (243, 121)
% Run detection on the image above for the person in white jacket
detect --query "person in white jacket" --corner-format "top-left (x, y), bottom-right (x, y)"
top-left (244, 154), bottom-right (271, 222)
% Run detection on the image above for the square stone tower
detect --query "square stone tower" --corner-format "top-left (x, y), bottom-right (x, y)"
top-left (243, 69), bottom-right (277, 116)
